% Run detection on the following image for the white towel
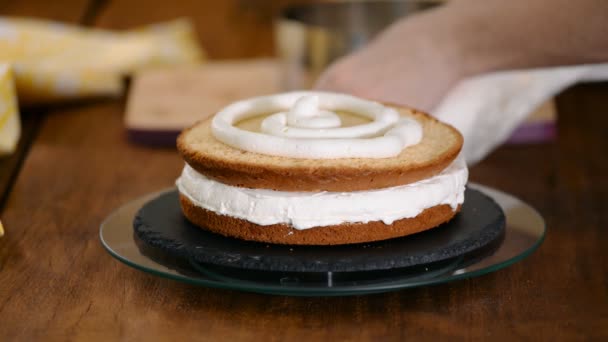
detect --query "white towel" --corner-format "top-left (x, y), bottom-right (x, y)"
top-left (433, 63), bottom-right (608, 164)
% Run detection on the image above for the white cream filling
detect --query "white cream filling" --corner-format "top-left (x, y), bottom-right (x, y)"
top-left (176, 158), bottom-right (468, 230)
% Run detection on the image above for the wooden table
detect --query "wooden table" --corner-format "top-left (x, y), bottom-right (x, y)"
top-left (1, 1), bottom-right (607, 340)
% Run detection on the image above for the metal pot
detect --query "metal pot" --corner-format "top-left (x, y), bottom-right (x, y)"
top-left (275, 0), bottom-right (443, 89)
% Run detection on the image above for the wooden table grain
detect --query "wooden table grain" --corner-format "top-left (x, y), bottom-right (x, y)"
top-left (1, 1), bottom-right (607, 340)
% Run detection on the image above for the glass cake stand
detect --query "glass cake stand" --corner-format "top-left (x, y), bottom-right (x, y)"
top-left (100, 183), bottom-right (545, 296)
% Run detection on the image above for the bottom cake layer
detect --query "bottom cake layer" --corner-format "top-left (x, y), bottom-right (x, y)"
top-left (180, 194), bottom-right (461, 245)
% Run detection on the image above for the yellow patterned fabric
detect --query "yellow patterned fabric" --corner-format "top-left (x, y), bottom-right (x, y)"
top-left (0, 17), bottom-right (204, 103)
top-left (0, 64), bottom-right (20, 156)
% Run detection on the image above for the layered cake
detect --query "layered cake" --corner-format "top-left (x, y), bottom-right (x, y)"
top-left (176, 92), bottom-right (468, 245)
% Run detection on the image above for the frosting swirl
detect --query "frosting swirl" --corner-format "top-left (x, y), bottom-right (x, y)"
top-left (211, 91), bottom-right (422, 159)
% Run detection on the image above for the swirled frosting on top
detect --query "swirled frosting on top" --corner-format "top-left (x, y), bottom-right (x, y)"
top-left (211, 91), bottom-right (423, 159)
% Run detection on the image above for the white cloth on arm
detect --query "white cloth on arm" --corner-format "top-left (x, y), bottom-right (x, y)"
top-left (432, 63), bottom-right (608, 165)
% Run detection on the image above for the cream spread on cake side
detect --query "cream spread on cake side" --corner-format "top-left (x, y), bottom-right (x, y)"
top-left (176, 157), bottom-right (468, 230)
top-left (211, 91), bottom-right (422, 159)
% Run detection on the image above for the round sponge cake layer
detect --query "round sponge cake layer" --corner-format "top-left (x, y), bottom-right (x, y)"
top-left (177, 106), bottom-right (463, 192)
top-left (180, 194), bottom-right (460, 245)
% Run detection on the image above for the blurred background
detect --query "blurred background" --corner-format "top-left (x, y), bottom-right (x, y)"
top-left (0, 0), bottom-right (561, 160)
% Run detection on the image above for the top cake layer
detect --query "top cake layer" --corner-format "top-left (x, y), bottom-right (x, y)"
top-left (177, 92), bottom-right (463, 192)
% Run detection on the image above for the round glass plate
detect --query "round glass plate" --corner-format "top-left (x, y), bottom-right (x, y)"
top-left (100, 183), bottom-right (545, 296)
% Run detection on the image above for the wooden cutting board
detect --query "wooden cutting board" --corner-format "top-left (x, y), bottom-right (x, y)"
top-left (125, 59), bottom-right (281, 145)
top-left (125, 58), bottom-right (555, 146)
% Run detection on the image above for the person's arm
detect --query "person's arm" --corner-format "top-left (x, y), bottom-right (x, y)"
top-left (439, 0), bottom-right (608, 74)
top-left (316, 0), bottom-right (608, 111)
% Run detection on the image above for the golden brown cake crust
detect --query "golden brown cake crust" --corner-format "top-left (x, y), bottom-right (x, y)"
top-left (180, 194), bottom-right (461, 246)
top-left (177, 106), bottom-right (463, 192)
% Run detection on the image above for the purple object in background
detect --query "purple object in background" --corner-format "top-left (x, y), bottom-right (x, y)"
top-left (507, 122), bottom-right (556, 145)
top-left (128, 129), bottom-right (180, 147)
top-left (506, 100), bottom-right (557, 145)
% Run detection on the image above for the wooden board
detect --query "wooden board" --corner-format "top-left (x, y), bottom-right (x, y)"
top-left (124, 59), bottom-right (281, 145)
